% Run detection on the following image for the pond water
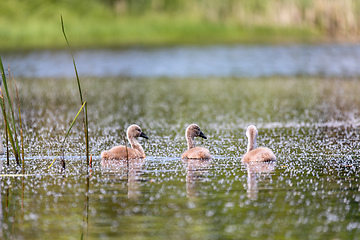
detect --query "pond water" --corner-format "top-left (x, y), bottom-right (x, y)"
top-left (2, 43), bottom-right (360, 78)
top-left (1, 77), bottom-right (360, 239)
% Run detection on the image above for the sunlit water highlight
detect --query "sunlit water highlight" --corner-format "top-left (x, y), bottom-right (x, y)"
top-left (0, 77), bottom-right (360, 239)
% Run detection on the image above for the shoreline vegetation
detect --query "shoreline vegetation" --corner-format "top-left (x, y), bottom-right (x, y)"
top-left (1, 0), bottom-right (360, 51)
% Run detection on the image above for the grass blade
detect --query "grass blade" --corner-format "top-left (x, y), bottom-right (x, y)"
top-left (48, 101), bottom-right (87, 169)
top-left (0, 57), bottom-right (20, 165)
top-left (61, 16), bottom-right (83, 104)
top-left (0, 58), bottom-right (20, 158)
top-left (2, 95), bottom-right (9, 166)
top-left (0, 91), bottom-right (18, 164)
top-left (61, 15), bottom-right (89, 164)
top-left (11, 74), bottom-right (24, 167)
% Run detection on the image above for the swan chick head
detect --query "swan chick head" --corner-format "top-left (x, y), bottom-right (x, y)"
top-left (246, 125), bottom-right (258, 140)
top-left (186, 123), bottom-right (207, 139)
top-left (127, 124), bottom-right (149, 139)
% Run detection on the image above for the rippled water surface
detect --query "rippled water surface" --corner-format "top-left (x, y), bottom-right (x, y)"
top-left (1, 77), bottom-right (360, 239)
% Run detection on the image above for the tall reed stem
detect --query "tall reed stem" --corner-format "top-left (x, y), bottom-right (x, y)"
top-left (3, 100), bottom-right (9, 167)
top-left (12, 75), bottom-right (24, 167)
top-left (0, 57), bottom-right (20, 165)
top-left (60, 15), bottom-right (89, 165)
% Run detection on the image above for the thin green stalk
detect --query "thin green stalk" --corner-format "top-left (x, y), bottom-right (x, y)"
top-left (48, 101), bottom-right (87, 169)
top-left (6, 115), bottom-right (9, 167)
top-left (85, 103), bottom-right (89, 165)
top-left (60, 16), bottom-right (83, 103)
top-left (0, 57), bottom-right (20, 164)
top-left (12, 75), bottom-right (24, 167)
top-left (7, 66), bottom-right (17, 147)
top-left (0, 88), bottom-right (19, 165)
top-left (2, 96), bottom-right (9, 167)
top-left (61, 15), bottom-right (89, 165)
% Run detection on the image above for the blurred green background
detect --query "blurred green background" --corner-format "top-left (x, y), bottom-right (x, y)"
top-left (1, 0), bottom-right (359, 50)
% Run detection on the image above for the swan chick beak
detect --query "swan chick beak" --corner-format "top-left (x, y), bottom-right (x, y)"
top-left (140, 132), bottom-right (149, 139)
top-left (199, 131), bottom-right (207, 139)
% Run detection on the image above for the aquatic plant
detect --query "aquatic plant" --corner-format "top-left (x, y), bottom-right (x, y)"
top-left (12, 73), bottom-right (25, 169)
top-left (0, 57), bottom-right (21, 166)
top-left (48, 101), bottom-right (87, 169)
top-left (61, 15), bottom-right (90, 165)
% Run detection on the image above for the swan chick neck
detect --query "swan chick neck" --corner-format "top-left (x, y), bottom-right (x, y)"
top-left (246, 125), bottom-right (258, 152)
top-left (185, 123), bottom-right (207, 150)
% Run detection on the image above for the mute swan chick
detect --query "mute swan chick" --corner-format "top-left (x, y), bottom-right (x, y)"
top-left (241, 125), bottom-right (276, 162)
top-left (101, 124), bottom-right (148, 160)
top-left (181, 124), bottom-right (211, 160)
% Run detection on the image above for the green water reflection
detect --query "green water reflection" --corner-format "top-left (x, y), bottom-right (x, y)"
top-left (1, 77), bottom-right (360, 239)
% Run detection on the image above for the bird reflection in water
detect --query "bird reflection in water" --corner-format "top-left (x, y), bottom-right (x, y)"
top-left (101, 158), bottom-right (146, 200)
top-left (242, 160), bottom-right (276, 200)
top-left (182, 159), bottom-right (211, 199)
